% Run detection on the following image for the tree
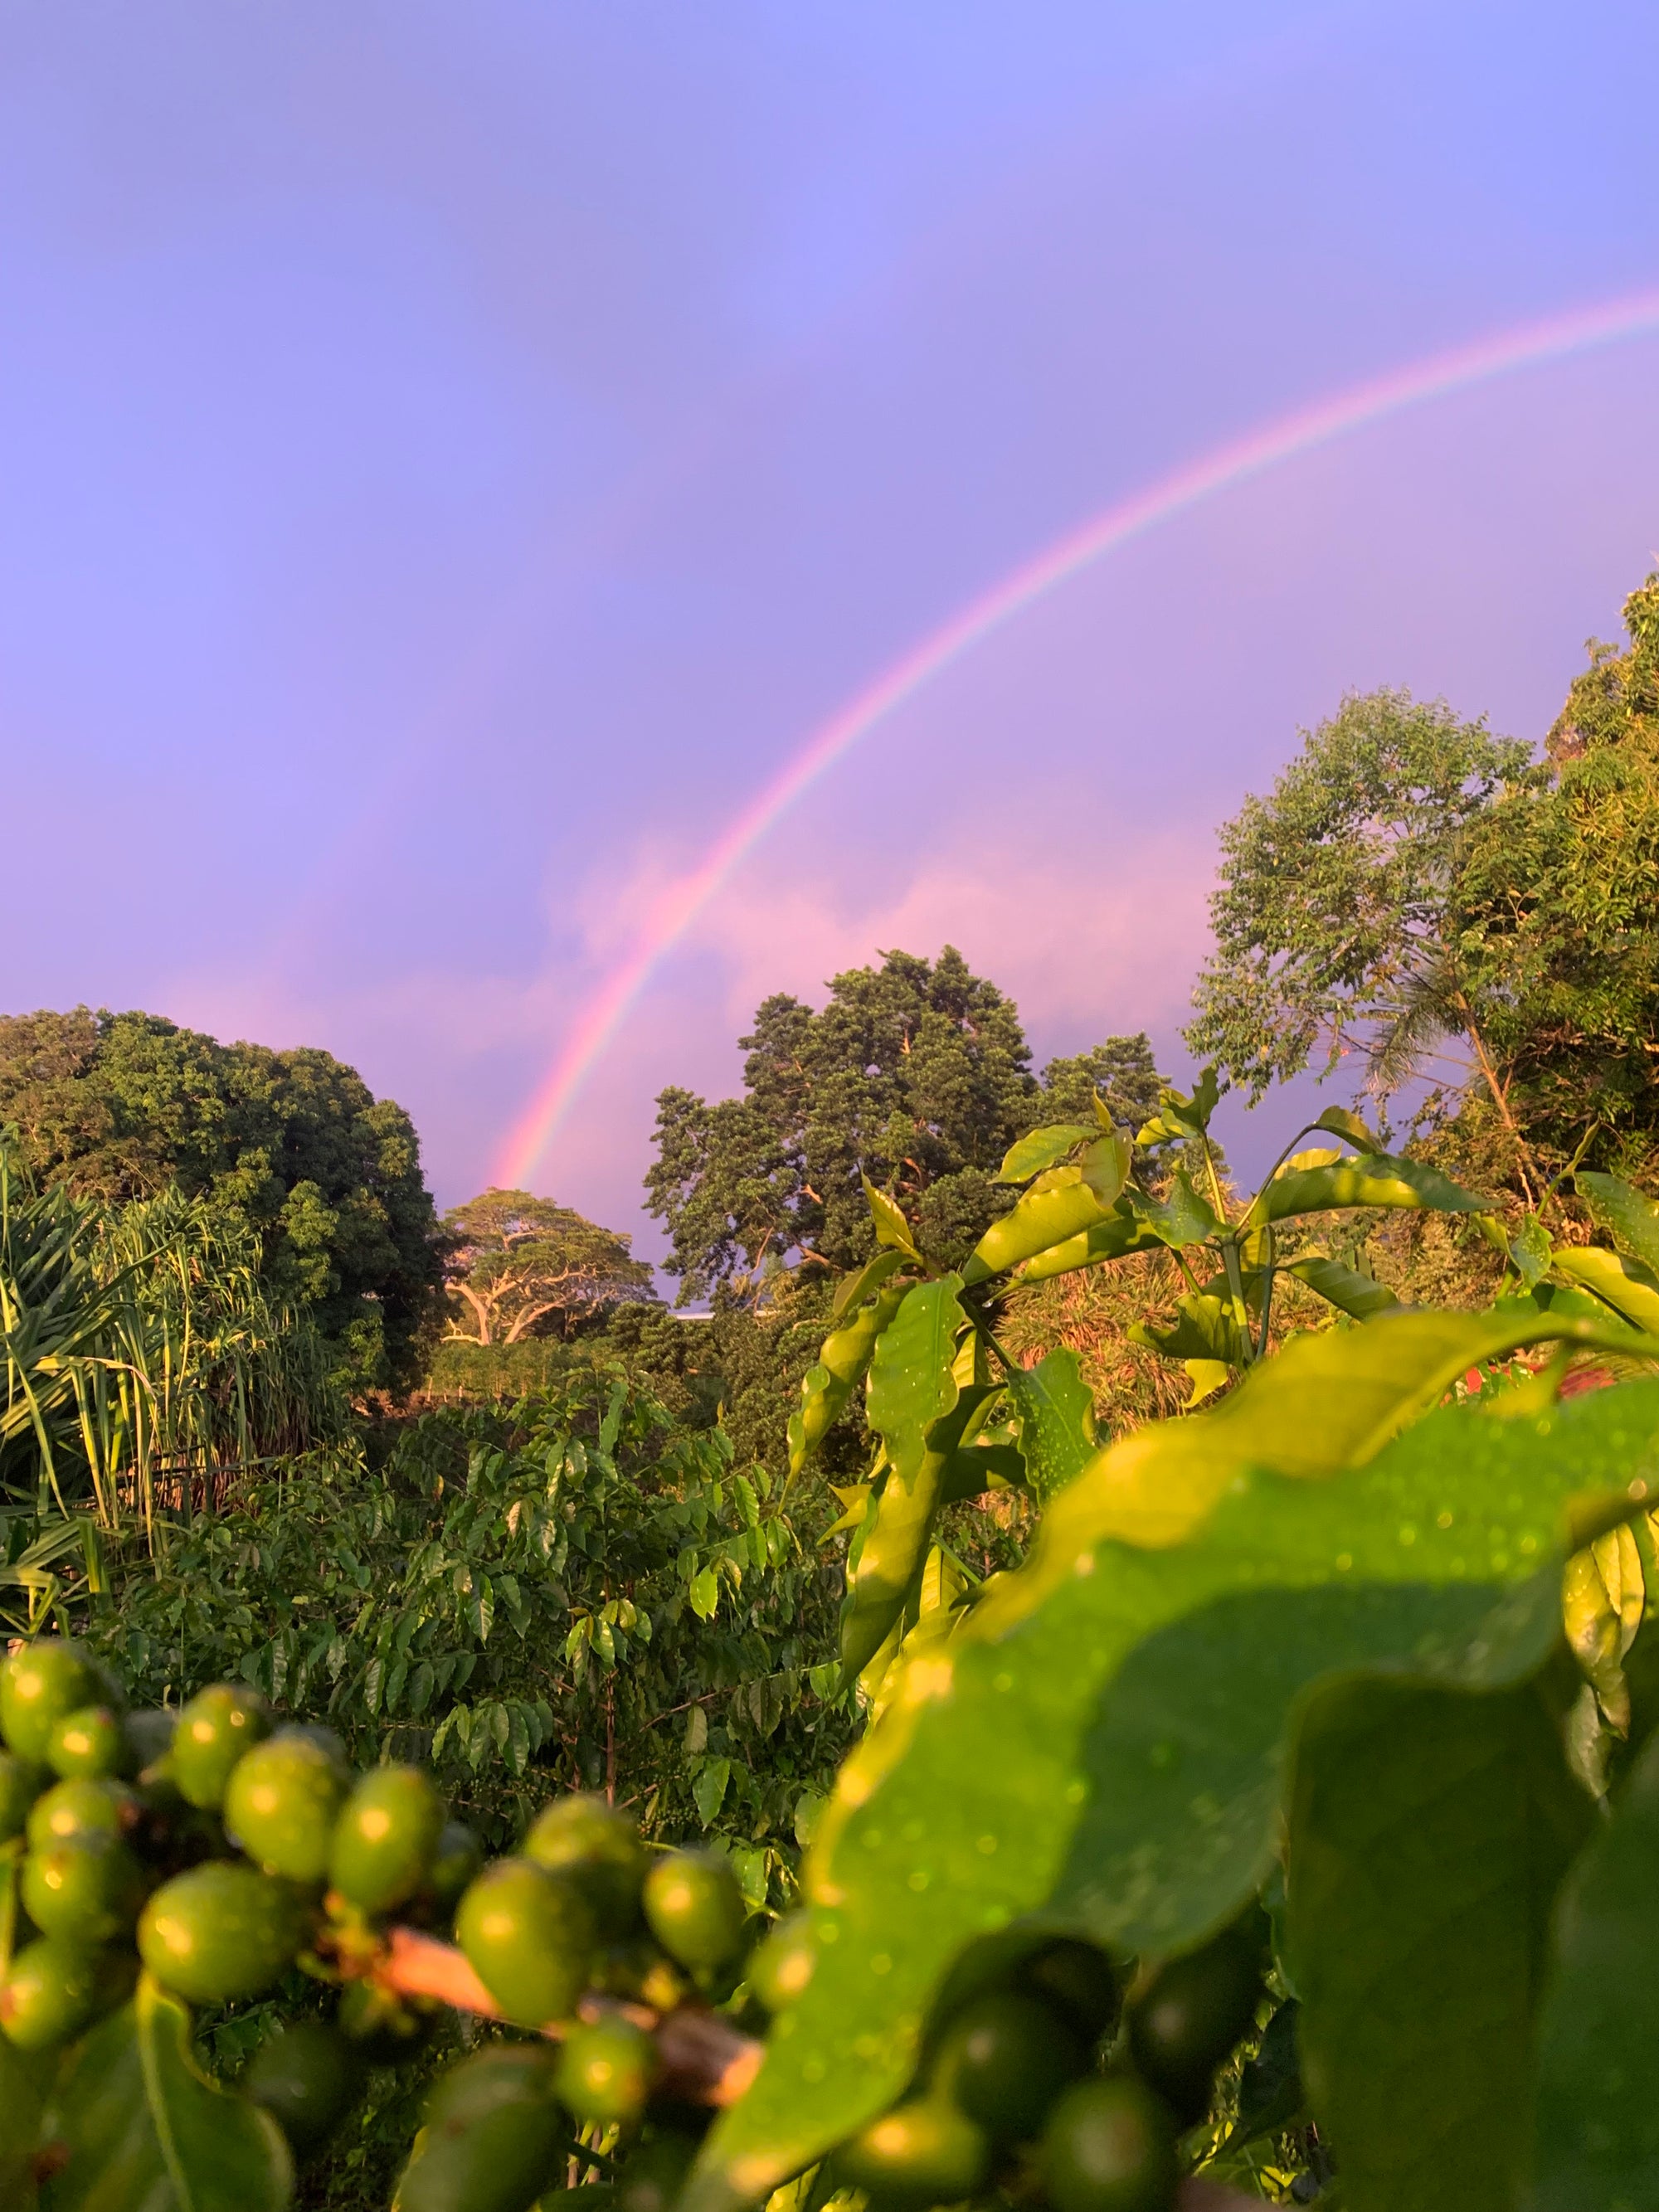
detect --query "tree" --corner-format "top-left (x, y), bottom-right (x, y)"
top-left (1185, 688), bottom-right (1537, 1103)
top-left (1448, 574), bottom-right (1659, 1168)
top-left (440, 1189), bottom-right (654, 1344)
top-left (0, 1007), bottom-right (443, 1390)
top-left (645, 946), bottom-right (1164, 1302)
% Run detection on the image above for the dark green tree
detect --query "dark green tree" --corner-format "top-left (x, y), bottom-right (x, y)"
top-left (440, 1189), bottom-right (654, 1344)
top-left (645, 947), bottom-right (1161, 1302)
top-left (0, 1007), bottom-right (443, 1390)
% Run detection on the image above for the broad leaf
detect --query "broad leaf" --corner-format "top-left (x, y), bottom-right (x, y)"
top-left (1, 2035), bottom-right (48, 2209)
top-left (1004, 1350), bottom-right (1096, 1501)
top-left (1124, 1169), bottom-right (1221, 1250)
top-left (1246, 1152), bottom-right (1486, 1228)
top-left (1287, 1678), bottom-right (1590, 2212)
top-left (831, 1247), bottom-right (911, 1322)
top-left (1011, 1205), bottom-right (1165, 1286)
top-left (1136, 1066), bottom-right (1224, 1145)
top-left (865, 1280), bottom-right (966, 1493)
top-left (1530, 1728), bottom-right (1659, 2210)
top-left (788, 1282), bottom-right (909, 1479)
top-left (1129, 1291), bottom-right (1249, 1366)
top-left (862, 1175), bottom-right (922, 1262)
top-left (995, 1125), bottom-right (1090, 1185)
top-left (1510, 1218), bottom-right (1554, 1293)
top-left (1311, 1105), bottom-right (1385, 1153)
top-left (1550, 1245), bottom-right (1659, 1336)
top-left (1283, 1253), bottom-right (1400, 1320)
top-left (687, 1330), bottom-right (1659, 2212)
top-left (962, 1157), bottom-right (1117, 1286)
top-left (1576, 1170), bottom-right (1659, 1278)
top-left (41, 1976), bottom-right (294, 2211)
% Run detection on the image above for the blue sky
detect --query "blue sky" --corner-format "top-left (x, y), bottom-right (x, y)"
top-left (4, 2), bottom-right (1659, 1244)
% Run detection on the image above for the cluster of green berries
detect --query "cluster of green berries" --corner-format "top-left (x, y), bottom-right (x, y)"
top-left (820, 1919), bottom-right (1265, 2212)
top-left (0, 1640), bottom-right (754, 2200)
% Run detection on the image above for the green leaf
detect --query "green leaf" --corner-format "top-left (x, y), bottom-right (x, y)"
top-left (1128, 1291), bottom-right (1249, 1365)
top-left (693, 1757), bottom-right (732, 1826)
top-left (688, 1326), bottom-right (1659, 2212)
top-left (1010, 1203), bottom-right (1165, 1286)
top-left (41, 1976), bottom-right (294, 2211)
top-left (788, 1283), bottom-right (909, 1480)
top-left (1125, 1168), bottom-right (1221, 1250)
top-left (862, 1176), bottom-right (922, 1261)
top-left (1576, 1171), bottom-right (1659, 1278)
top-left (995, 1125), bottom-right (1091, 1185)
top-left (1287, 1678), bottom-right (1591, 2212)
top-left (1530, 1728), bottom-right (1659, 2210)
top-left (688, 1567), bottom-right (719, 1620)
top-left (1246, 1152), bottom-right (1486, 1228)
top-left (1004, 1350), bottom-right (1096, 1502)
top-left (963, 1145), bottom-right (1123, 1286)
top-left (1311, 1105), bottom-right (1385, 1153)
top-left (0, 2035), bottom-right (48, 2209)
top-left (865, 1280), bottom-right (966, 1494)
top-left (831, 1247), bottom-right (911, 1322)
top-left (1551, 1246), bottom-right (1659, 1337)
top-left (1136, 1066), bottom-right (1224, 1145)
top-left (1282, 1254), bottom-right (1401, 1320)
top-left (1510, 1217), bottom-right (1554, 1293)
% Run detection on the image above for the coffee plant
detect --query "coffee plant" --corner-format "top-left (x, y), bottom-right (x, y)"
top-left (4, 1085), bottom-right (1659, 2212)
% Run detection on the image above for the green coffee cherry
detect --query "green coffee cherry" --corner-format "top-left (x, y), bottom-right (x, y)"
top-left (22, 1832), bottom-right (147, 1947)
top-left (0, 1937), bottom-right (103, 2051)
top-left (1126, 1925), bottom-right (1264, 2127)
top-left (329, 1763), bottom-right (444, 1915)
top-left (933, 1988), bottom-right (1088, 2143)
top-left (0, 1750), bottom-right (41, 1842)
top-left (224, 1727), bottom-right (348, 1881)
top-left (747, 1912), bottom-right (815, 2014)
top-left (1022, 1937), bottom-right (1121, 2044)
top-left (122, 1707), bottom-right (178, 1776)
top-left (338, 1978), bottom-right (435, 2065)
top-left (557, 2014), bottom-right (657, 2123)
top-left (0, 1642), bottom-right (95, 1763)
top-left (46, 1704), bottom-right (126, 1781)
top-left (428, 1820), bottom-right (484, 1913)
top-left (455, 1858), bottom-right (596, 2026)
top-left (615, 2133), bottom-right (698, 2212)
top-left (838, 2098), bottom-right (990, 2210)
top-left (139, 1860), bottom-right (305, 2003)
top-left (244, 2021), bottom-right (369, 2156)
top-left (642, 1850), bottom-right (747, 1973)
top-left (395, 2044), bottom-right (566, 2212)
top-left (525, 1795), bottom-right (648, 1939)
top-left (27, 1775), bottom-right (137, 1851)
top-left (1041, 2078), bottom-right (1180, 2212)
top-left (171, 1684), bottom-right (270, 1809)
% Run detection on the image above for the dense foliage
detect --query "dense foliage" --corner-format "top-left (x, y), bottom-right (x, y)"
top-left (0, 1009), bottom-right (444, 1390)
top-left (645, 947), bottom-right (1163, 1300)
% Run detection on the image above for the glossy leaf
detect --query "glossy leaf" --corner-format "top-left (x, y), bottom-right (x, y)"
top-left (1530, 1728), bottom-right (1659, 2210)
top-left (995, 1125), bottom-right (1091, 1185)
top-left (41, 1975), bottom-right (294, 2211)
top-left (1510, 1218), bottom-right (1554, 1293)
top-left (1282, 1253), bottom-right (1400, 1320)
top-left (1246, 1152), bottom-right (1486, 1228)
top-left (1128, 1291), bottom-right (1249, 1366)
top-left (963, 1146), bottom-right (1123, 1286)
top-left (1287, 1678), bottom-right (1590, 2212)
top-left (1004, 1349), bottom-right (1096, 1501)
top-left (1010, 1205), bottom-right (1165, 1286)
top-left (1136, 1066), bottom-right (1223, 1145)
top-left (831, 1247), bottom-right (911, 1322)
top-left (1311, 1105), bottom-right (1385, 1153)
top-left (1576, 1170), bottom-right (1659, 1278)
top-left (1550, 1246), bottom-right (1659, 1336)
top-left (788, 1283), bottom-right (910, 1480)
top-left (687, 1331), bottom-right (1658, 2212)
top-left (842, 1387), bottom-right (990, 1680)
top-left (862, 1177), bottom-right (922, 1262)
top-left (865, 1280), bottom-right (966, 1493)
top-left (1123, 1169), bottom-right (1221, 1250)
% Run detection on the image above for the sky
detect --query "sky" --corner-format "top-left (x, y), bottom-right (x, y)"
top-left (4, 1), bottom-right (1659, 1255)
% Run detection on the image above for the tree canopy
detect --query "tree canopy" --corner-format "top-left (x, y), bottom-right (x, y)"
top-left (0, 1007), bottom-right (443, 1390)
top-left (440, 1188), bottom-right (654, 1344)
top-left (645, 946), bottom-right (1165, 1302)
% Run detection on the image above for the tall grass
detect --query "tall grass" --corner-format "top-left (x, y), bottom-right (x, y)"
top-left (0, 1135), bottom-right (345, 1541)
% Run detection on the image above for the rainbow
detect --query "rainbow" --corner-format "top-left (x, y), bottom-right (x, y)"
top-left (495, 284), bottom-right (1659, 1187)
